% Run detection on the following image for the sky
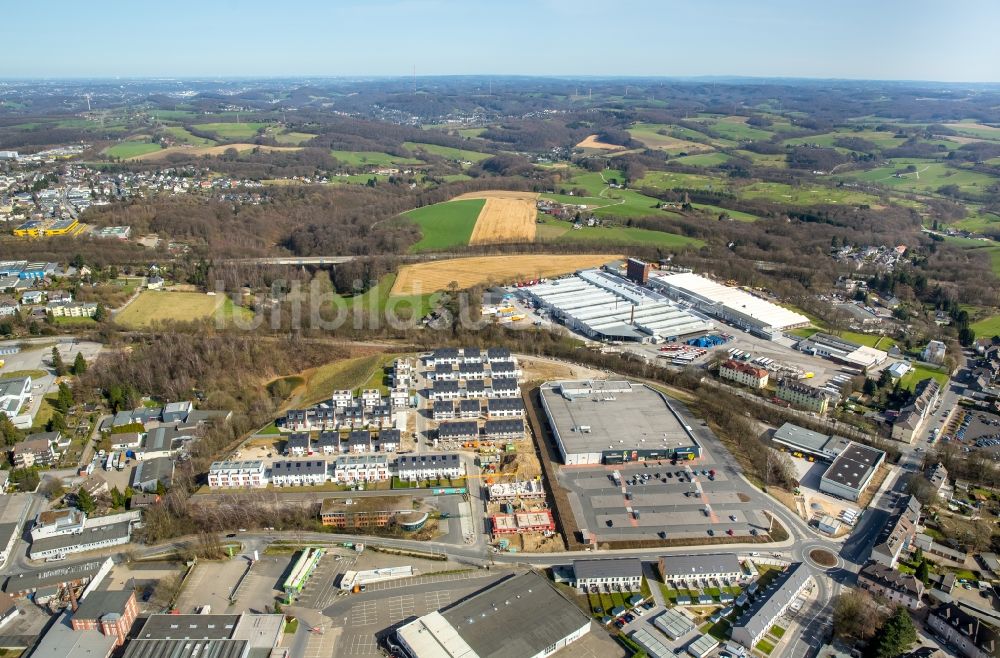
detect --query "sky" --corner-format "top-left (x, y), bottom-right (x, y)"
top-left (4, 0), bottom-right (1000, 82)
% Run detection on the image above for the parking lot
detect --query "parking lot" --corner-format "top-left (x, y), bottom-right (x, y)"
top-left (174, 553), bottom-right (292, 614)
top-left (323, 571), bottom-right (511, 658)
top-left (0, 339), bottom-right (102, 425)
top-left (559, 459), bottom-right (769, 543)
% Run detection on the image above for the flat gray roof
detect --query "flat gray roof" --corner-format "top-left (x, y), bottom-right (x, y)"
top-left (26, 611), bottom-right (118, 658)
top-left (3, 559), bottom-right (106, 592)
top-left (822, 442), bottom-right (885, 491)
top-left (439, 572), bottom-right (590, 658)
top-left (573, 558), bottom-right (643, 580)
top-left (137, 614), bottom-right (241, 640)
top-left (660, 554), bottom-right (742, 578)
top-left (733, 563), bottom-right (811, 643)
top-left (30, 520), bottom-right (132, 556)
top-left (654, 607), bottom-right (696, 639)
top-left (540, 380), bottom-right (695, 456)
top-left (772, 422), bottom-right (850, 456)
top-left (123, 639), bottom-right (248, 658)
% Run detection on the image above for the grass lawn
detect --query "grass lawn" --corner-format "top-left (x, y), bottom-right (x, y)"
top-left (899, 365), bottom-right (950, 391)
top-left (104, 142), bottom-right (162, 158)
top-left (672, 152), bottom-right (731, 167)
top-left (274, 131), bottom-right (316, 145)
top-left (639, 170), bottom-right (730, 192)
top-left (0, 369), bottom-right (47, 380)
top-left (770, 625), bottom-right (786, 639)
top-left (53, 316), bottom-right (97, 327)
top-left (837, 331), bottom-right (897, 350)
top-left (787, 327), bottom-right (819, 339)
top-left (402, 141), bottom-right (490, 162)
top-left (296, 354), bottom-right (388, 406)
top-left (192, 122), bottom-right (267, 140)
top-left (403, 198), bottom-right (486, 252)
top-left (161, 126), bottom-right (216, 146)
top-left (739, 181), bottom-right (881, 206)
top-left (691, 203), bottom-right (758, 222)
top-left (756, 639), bottom-right (776, 655)
top-left (705, 619), bottom-right (732, 641)
top-left (256, 422), bottom-right (281, 436)
top-left (695, 116), bottom-right (775, 142)
top-left (330, 150), bottom-right (421, 167)
top-left (339, 273), bottom-right (439, 320)
top-left (115, 291), bottom-right (251, 328)
top-left (972, 314), bottom-right (1000, 338)
top-left (31, 393), bottom-right (58, 432)
top-left (837, 161), bottom-right (997, 196)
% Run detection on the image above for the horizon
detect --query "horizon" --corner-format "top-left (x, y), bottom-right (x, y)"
top-left (5, 0), bottom-right (1000, 82)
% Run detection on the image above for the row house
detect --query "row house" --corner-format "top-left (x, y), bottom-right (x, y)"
top-left (392, 358), bottom-right (414, 388)
top-left (433, 400), bottom-right (456, 420)
top-left (483, 419), bottom-right (524, 441)
top-left (438, 422), bottom-right (478, 442)
top-left (348, 430), bottom-right (372, 453)
top-left (389, 387), bottom-right (409, 409)
top-left (487, 398), bottom-right (524, 418)
top-left (458, 363), bottom-right (487, 380)
top-left (316, 432), bottom-right (340, 454)
top-left (430, 363), bottom-right (461, 382)
top-left (430, 381), bottom-right (462, 401)
top-left (208, 460), bottom-right (267, 489)
top-left (458, 399), bottom-right (481, 419)
top-left (396, 453), bottom-right (464, 482)
top-left (331, 390), bottom-right (353, 408)
top-left (490, 510), bottom-right (555, 535)
top-left (360, 389), bottom-right (382, 407)
top-left (286, 432), bottom-right (311, 456)
top-left (491, 378), bottom-right (521, 398)
top-left (270, 460), bottom-right (328, 487)
top-left (426, 348), bottom-right (461, 367)
top-left (488, 361), bottom-right (521, 379)
top-left (334, 454), bottom-right (390, 484)
top-left (375, 429), bottom-right (401, 453)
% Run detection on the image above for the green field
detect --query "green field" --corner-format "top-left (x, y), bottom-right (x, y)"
top-left (403, 198), bottom-right (486, 252)
top-left (971, 314), bottom-right (1000, 338)
top-left (150, 110), bottom-right (200, 120)
top-left (694, 116), bottom-right (774, 142)
top-left (330, 150), bottom-right (421, 167)
top-left (739, 181), bottom-right (881, 206)
top-left (837, 161), bottom-right (997, 196)
top-left (691, 203), bottom-right (758, 222)
top-left (639, 170), bottom-right (730, 192)
top-left (836, 331), bottom-right (897, 350)
top-left (334, 274), bottom-right (439, 321)
top-left (537, 222), bottom-right (703, 249)
top-left (192, 122), bottom-right (268, 140)
top-left (104, 141), bottom-right (162, 158)
top-left (402, 141), bottom-right (491, 162)
top-left (274, 131), bottom-right (316, 145)
top-left (784, 129), bottom-right (908, 150)
top-left (734, 150), bottom-right (788, 168)
top-left (945, 122), bottom-right (1000, 142)
top-left (900, 365), bottom-right (950, 391)
top-left (162, 126), bottom-right (216, 146)
top-left (954, 210), bottom-right (1000, 233)
top-left (672, 152), bottom-right (731, 167)
top-left (628, 122), bottom-right (717, 151)
top-left (116, 291), bottom-right (251, 328)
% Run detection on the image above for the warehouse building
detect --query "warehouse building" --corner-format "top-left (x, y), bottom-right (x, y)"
top-left (772, 423), bottom-right (851, 461)
top-left (654, 607), bottom-right (696, 640)
top-left (649, 272), bottom-right (809, 339)
top-left (819, 442), bottom-right (885, 501)
top-left (731, 563), bottom-right (812, 649)
top-left (396, 571), bottom-right (591, 658)
top-left (540, 380), bottom-right (701, 465)
top-left (795, 332), bottom-right (888, 370)
top-left (527, 269), bottom-right (714, 343)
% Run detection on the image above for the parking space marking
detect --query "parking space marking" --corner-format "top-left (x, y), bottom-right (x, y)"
top-left (349, 600), bottom-right (379, 626)
top-left (345, 632), bottom-right (379, 656)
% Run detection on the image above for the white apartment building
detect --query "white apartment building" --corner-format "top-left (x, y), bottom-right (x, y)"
top-left (334, 454), bottom-right (390, 484)
top-left (208, 460), bottom-right (267, 489)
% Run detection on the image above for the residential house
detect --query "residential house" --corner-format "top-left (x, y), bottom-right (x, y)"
top-left (437, 422), bottom-right (478, 443)
top-left (333, 454), bottom-right (389, 484)
top-left (483, 419), bottom-right (524, 441)
top-left (432, 400), bottom-right (455, 421)
top-left (487, 398), bottom-right (524, 418)
top-left (927, 462), bottom-right (950, 499)
top-left (719, 360), bottom-right (769, 390)
top-left (571, 558), bottom-right (643, 592)
top-left (857, 562), bottom-right (924, 610)
top-left (489, 378), bottom-right (520, 398)
top-left (871, 495), bottom-right (921, 568)
top-left (348, 430), bottom-right (372, 453)
top-left (892, 378), bottom-right (941, 443)
top-left (923, 340), bottom-right (947, 366)
top-left (315, 432), bottom-right (340, 455)
top-left (776, 379), bottom-right (829, 414)
top-left (270, 460), bottom-right (327, 487)
top-left (129, 457), bottom-right (174, 493)
top-left (0, 376), bottom-right (31, 419)
top-left (375, 429), bottom-right (400, 453)
top-left (285, 432), bottom-right (311, 456)
top-left (927, 603), bottom-right (999, 658)
top-left (396, 453), bottom-right (464, 482)
top-left (458, 399), bottom-right (481, 419)
top-left (11, 436), bottom-right (56, 467)
top-left (207, 460), bottom-right (267, 489)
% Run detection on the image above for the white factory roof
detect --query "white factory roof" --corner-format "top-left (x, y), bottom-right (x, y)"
top-left (529, 270), bottom-right (713, 341)
top-left (652, 272), bottom-right (809, 331)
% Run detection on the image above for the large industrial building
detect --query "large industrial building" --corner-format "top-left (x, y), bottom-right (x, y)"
top-left (820, 442), bottom-right (886, 501)
top-left (795, 332), bottom-right (888, 371)
top-left (649, 272), bottom-right (810, 339)
top-left (772, 422), bottom-right (886, 501)
top-left (539, 380), bottom-right (701, 465)
top-left (527, 269), bottom-right (714, 343)
top-left (396, 571), bottom-right (591, 658)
